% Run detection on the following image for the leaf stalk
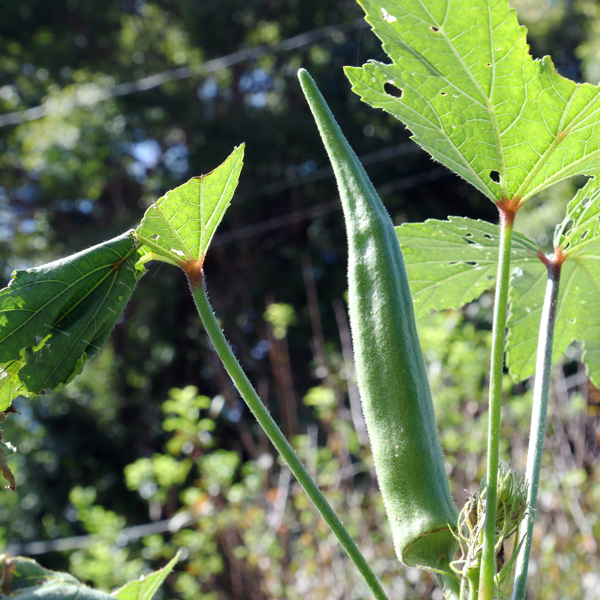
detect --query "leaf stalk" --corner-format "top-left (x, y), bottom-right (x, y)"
top-left (511, 257), bottom-right (562, 600)
top-left (479, 207), bottom-right (515, 600)
top-left (187, 273), bottom-right (390, 600)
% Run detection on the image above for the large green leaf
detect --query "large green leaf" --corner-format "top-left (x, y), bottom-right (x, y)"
top-left (136, 145), bottom-right (244, 269)
top-left (346, 0), bottom-right (600, 204)
top-left (397, 180), bottom-right (600, 386)
top-left (396, 217), bottom-right (539, 319)
top-left (508, 178), bottom-right (600, 385)
top-left (0, 555), bottom-right (114, 599)
top-left (0, 231), bottom-right (144, 411)
top-left (111, 554), bottom-right (179, 600)
top-left (0, 555), bottom-right (176, 600)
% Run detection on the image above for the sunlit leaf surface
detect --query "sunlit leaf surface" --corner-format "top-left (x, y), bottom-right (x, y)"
top-left (397, 181), bottom-right (600, 386)
top-left (111, 554), bottom-right (179, 600)
top-left (347, 0), bottom-right (600, 204)
top-left (508, 178), bottom-right (600, 385)
top-left (0, 231), bottom-right (143, 410)
top-left (396, 217), bottom-right (538, 318)
top-left (136, 145), bottom-right (244, 269)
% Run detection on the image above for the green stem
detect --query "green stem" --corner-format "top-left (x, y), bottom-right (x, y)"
top-left (438, 557), bottom-right (461, 600)
top-left (511, 258), bottom-right (562, 600)
top-left (188, 275), bottom-right (390, 600)
top-left (479, 209), bottom-right (514, 600)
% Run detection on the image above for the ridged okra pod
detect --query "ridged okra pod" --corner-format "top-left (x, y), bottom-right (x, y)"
top-left (298, 69), bottom-right (458, 573)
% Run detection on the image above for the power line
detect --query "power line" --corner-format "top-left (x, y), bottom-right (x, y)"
top-left (4, 462), bottom-right (368, 557)
top-left (0, 19), bottom-right (367, 128)
top-left (3, 511), bottom-right (194, 556)
top-left (240, 141), bottom-right (420, 201)
top-left (213, 165), bottom-right (451, 246)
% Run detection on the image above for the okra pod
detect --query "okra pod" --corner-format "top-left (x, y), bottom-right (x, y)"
top-left (298, 69), bottom-right (458, 576)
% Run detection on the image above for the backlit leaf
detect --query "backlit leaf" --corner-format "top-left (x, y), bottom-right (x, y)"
top-left (396, 217), bottom-right (538, 319)
top-left (111, 554), bottom-right (179, 600)
top-left (0, 231), bottom-right (144, 410)
top-left (346, 0), bottom-right (600, 204)
top-left (398, 183), bottom-right (600, 385)
top-left (508, 177), bottom-right (600, 384)
top-left (136, 145), bottom-right (244, 269)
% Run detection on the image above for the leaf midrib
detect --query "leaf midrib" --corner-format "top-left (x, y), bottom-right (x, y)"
top-left (0, 263), bottom-right (115, 347)
top-left (36, 267), bottom-right (121, 391)
top-left (154, 200), bottom-right (195, 262)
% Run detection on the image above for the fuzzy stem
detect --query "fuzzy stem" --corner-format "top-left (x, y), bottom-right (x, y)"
top-left (511, 259), bottom-right (561, 600)
top-left (478, 209), bottom-right (514, 600)
top-left (188, 274), bottom-right (390, 600)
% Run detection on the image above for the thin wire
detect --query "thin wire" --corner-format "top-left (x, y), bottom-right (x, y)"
top-left (241, 141), bottom-right (420, 202)
top-left (213, 165), bottom-right (450, 246)
top-left (4, 462), bottom-right (367, 557)
top-left (0, 19), bottom-right (368, 128)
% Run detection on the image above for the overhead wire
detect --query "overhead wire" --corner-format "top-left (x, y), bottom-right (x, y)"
top-left (0, 19), bottom-right (367, 128)
top-left (0, 15), bottom-right (450, 244)
top-left (214, 165), bottom-right (451, 246)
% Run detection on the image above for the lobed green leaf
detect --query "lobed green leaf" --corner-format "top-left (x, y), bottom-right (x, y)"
top-left (509, 178), bottom-right (600, 384)
top-left (396, 217), bottom-right (538, 319)
top-left (347, 0), bottom-right (600, 204)
top-left (397, 193), bottom-right (600, 386)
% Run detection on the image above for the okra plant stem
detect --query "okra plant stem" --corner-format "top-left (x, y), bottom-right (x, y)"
top-left (479, 208), bottom-right (515, 600)
top-left (187, 274), bottom-right (390, 600)
top-left (512, 258), bottom-right (562, 600)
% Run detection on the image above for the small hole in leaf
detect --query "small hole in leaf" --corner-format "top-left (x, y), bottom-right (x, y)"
top-left (151, 234), bottom-right (159, 240)
top-left (465, 261), bottom-right (478, 266)
top-left (449, 261), bottom-right (459, 266)
top-left (465, 233), bottom-right (473, 237)
top-left (490, 170), bottom-right (500, 183)
top-left (384, 82), bottom-right (403, 98)
top-left (430, 26), bottom-right (440, 32)
top-left (483, 233), bottom-right (494, 240)
top-left (581, 230), bottom-right (589, 240)
top-left (486, 63), bottom-right (492, 67)
top-left (564, 242), bottom-right (571, 251)
top-left (440, 91), bottom-right (447, 96)
top-left (563, 218), bottom-right (574, 233)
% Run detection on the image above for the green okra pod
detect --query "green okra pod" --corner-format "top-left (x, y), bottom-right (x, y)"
top-left (298, 69), bottom-right (458, 576)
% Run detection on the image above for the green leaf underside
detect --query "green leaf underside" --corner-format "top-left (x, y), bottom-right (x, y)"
top-left (0, 555), bottom-right (175, 600)
top-left (509, 177), bottom-right (600, 385)
top-left (398, 196), bottom-right (600, 386)
top-left (397, 217), bottom-right (538, 319)
top-left (111, 554), bottom-right (179, 600)
top-left (0, 231), bottom-right (143, 410)
top-left (136, 145), bottom-right (244, 268)
top-left (0, 555), bottom-right (114, 599)
top-left (346, 0), bottom-right (600, 204)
